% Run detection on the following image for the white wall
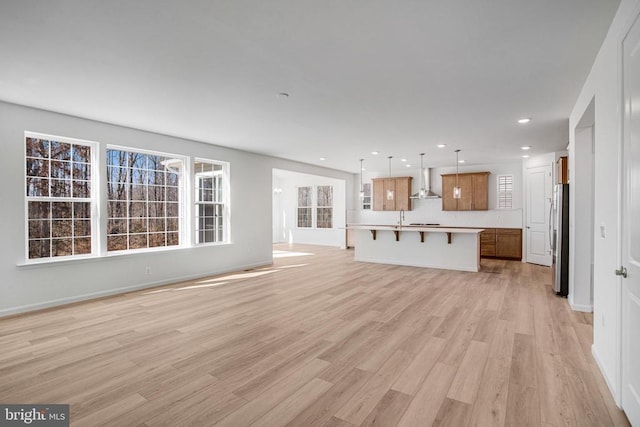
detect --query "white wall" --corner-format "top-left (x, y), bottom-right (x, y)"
top-left (0, 101), bottom-right (355, 316)
top-left (272, 169), bottom-right (346, 247)
top-left (351, 161), bottom-right (523, 229)
top-left (569, 0), bottom-right (640, 405)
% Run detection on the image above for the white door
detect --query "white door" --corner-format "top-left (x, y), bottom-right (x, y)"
top-left (525, 165), bottom-right (552, 266)
top-left (621, 11), bottom-right (640, 425)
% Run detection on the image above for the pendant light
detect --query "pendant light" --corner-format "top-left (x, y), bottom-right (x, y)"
top-left (453, 149), bottom-right (462, 199)
top-left (359, 159), bottom-right (365, 199)
top-left (419, 153), bottom-right (426, 199)
top-left (386, 156), bottom-right (394, 201)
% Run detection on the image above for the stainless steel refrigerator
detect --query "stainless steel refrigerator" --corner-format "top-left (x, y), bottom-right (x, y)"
top-left (550, 183), bottom-right (569, 296)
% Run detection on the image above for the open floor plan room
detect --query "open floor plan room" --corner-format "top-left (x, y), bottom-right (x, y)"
top-left (0, 244), bottom-right (628, 426)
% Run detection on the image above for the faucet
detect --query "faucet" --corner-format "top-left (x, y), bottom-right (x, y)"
top-left (399, 209), bottom-right (405, 227)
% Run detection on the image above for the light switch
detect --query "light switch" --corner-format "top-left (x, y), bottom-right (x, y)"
top-left (600, 224), bottom-right (606, 238)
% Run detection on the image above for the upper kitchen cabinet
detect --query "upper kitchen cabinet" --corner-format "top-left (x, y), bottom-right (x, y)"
top-left (372, 177), bottom-right (412, 211)
top-left (441, 172), bottom-right (490, 211)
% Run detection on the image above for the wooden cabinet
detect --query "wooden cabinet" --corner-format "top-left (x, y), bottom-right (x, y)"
top-left (480, 229), bottom-right (496, 257)
top-left (480, 228), bottom-right (522, 260)
top-left (372, 177), bottom-right (412, 211)
top-left (441, 172), bottom-right (489, 211)
top-left (557, 156), bottom-right (568, 184)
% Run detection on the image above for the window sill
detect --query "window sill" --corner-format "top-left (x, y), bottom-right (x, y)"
top-left (16, 241), bottom-right (233, 269)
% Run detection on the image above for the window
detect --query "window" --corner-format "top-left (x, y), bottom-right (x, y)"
top-left (498, 175), bottom-right (513, 209)
top-left (317, 186), bottom-right (333, 228)
top-left (297, 186), bottom-right (312, 228)
top-left (362, 183), bottom-right (372, 210)
top-left (195, 159), bottom-right (228, 244)
top-left (107, 148), bottom-right (184, 252)
top-left (26, 133), bottom-right (96, 260)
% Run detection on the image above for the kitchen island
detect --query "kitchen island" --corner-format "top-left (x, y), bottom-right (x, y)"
top-left (347, 224), bottom-right (485, 272)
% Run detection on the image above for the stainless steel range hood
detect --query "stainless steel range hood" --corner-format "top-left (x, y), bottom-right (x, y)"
top-left (410, 167), bottom-right (441, 199)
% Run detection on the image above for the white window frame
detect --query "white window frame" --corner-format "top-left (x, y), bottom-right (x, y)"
top-left (24, 131), bottom-right (99, 263)
top-left (497, 174), bottom-right (514, 209)
top-left (362, 182), bottom-right (372, 210)
top-left (105, 145), bottom-right (188, 254)
top-left (194, 158), bottom-right (230, 245)
top-left (296, 186), bottom-right (313, 228)
top-left (316, 185), bottom-right (334, 229)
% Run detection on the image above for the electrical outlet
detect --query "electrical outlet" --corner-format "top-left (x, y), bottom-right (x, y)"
top-left (145, 266), bottom-right (151, 275)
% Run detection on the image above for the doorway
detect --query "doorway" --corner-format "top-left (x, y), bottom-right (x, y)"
top-left (525, 163), bottom-right (552, 266)
top-left (570, 99), bottom-right (595, 311)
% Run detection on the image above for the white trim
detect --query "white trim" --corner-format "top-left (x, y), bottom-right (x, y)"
top-left (614, 2), bottom-right (640, 410)
top-left (23, 131), bottom-right (100, 263)
top-left (193, 158), bottom-right (230, 245)
top-left (568, 299), bottom-right (593, 312)
top-left (593, 344), bottom-right (622, 407)
top-left (105, 145), bottom-right (188, 253)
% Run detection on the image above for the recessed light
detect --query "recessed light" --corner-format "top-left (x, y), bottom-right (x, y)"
top-left (458, 160), bottom-right (465, 163)
top-left (521, 146), bottom-right (531, 150)
top-left (437, 144), bottom-right (446, 148)
top-left (277, 92), bottom-right (290, 99)
top-left (401, 158), bottom-right (407, 162)
top-left (319, 157), bottom-right (326, 161)
top-left (518, 118), bottom-right (531, 124)
top-left (405, 164), bottom-right (411, 168)
top-left (522, 155), bottom-right (530, 158)
top-left (371, 151), bottom-right (379, 155)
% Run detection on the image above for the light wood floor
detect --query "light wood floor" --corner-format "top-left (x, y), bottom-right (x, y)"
top-left (0, 244), bottom-right (630, 426)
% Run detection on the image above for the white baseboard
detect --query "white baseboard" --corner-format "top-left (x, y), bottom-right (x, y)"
top-left (592, 344), bottom-right (622, 408)
top-left (0, 260), bottom-right (272, 318)
top-left (569, 301), bottom-right (593, 312)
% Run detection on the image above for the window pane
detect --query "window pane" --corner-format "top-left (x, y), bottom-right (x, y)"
top-left (297, 207), bottom-right (312, 228)
top-left (74, 220), bottom-right (91, 237)
top-left (51, 141), bottom-right (71, 161)
top-left (51, 179), bottom-right (71, 197)
top-left (129, 234), bottom-right (148, 250)
top-left (72, 181), bottom-right (91, 198)
top-left (26, 178), bottom-right (49, 197)
top-left (73, 163), bottom-right (91, 181)
top-left (29, 239), bottom-right (50, 259)
top-left (74, 238), bottom-right (92, 255)
top-left (317, 207), bottom-right (333, 228)
top-left (72, 145), bottom-right (91, 163)
top-left (149, 233), bottom-right (166, 247)
top-left (73, 202), bottom-right (91, 219)
top-left (107, 235), bottom-right (127, 251)
top-left (26, 138), bottom-right (49, 158)
top-left (52, 220), bottom-right (72, 237)
top-left (51, 202), bottom-right (72, 219)
top-left (52, 238), bottom-right (72, 256)
top-left (317, 186), bottom-right (333, 207)
top-left (26, 159), bottom-right (49, 177)
top-left (298, 187), bottom-right (312, 207)
top-left (29, 220), bottom-right (50, 239)
top-left (51, 161), bottom-right (71, 179)
top-left (28, 202), bottom-right (50, 219)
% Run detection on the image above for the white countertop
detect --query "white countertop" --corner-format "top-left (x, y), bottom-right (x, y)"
top-left (347, 224), bottom-right (485, 233)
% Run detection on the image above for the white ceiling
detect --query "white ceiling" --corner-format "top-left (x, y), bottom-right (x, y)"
top-left (0, 0), bottom-right (620, 174)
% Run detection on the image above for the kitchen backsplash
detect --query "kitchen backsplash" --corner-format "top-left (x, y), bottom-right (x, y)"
top-left (348, 198), bottom-right (523, 228)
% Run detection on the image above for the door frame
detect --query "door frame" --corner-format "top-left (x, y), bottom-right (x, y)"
top-left (618, 3), bottom-right (640, 416)
top-left (523, 158), bottom-right (553, 266)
